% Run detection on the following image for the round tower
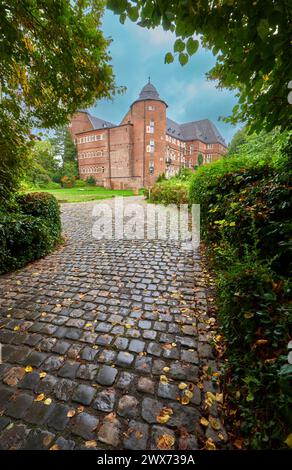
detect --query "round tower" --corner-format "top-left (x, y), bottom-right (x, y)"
top-left (130, 79), bottom-right (167, 187)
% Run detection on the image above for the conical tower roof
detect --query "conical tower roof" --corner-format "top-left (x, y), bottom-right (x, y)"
top-left (131, 79), bottom-right (167, 107)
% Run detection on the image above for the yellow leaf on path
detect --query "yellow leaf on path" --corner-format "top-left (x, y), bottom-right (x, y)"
top-left (160, 375), bottom-right (168, 385)
top-left (50, 444), bottom-right (60, 451)
top-left (156, 414), bottom-right (171, 424)
top-left (163, 367), bottom-right (170, 373)
top-left (43, 434), bottom-right (54, 447)
top-left (44, 398), bottom-right (52, 406)
top-left (157, 434), bottom-right (175, 450)
top-left (39, 372), bottom-right (47, 379)
top-left (205, 437), bottom-right (216, 450)
top-left (156, 407), bottom-right (173, 424)
top-left (125, 324), bottom-right (131, 329)
top-left (200, 417), bottom-right (209, 427)
top-left (77, 406), bottom-right (84, 414)
top-left (67, 409), bottom-right (76, 418)
top-left (25, 366), bottom-right (33, 373)
top-left (178, 382), bottom-right (188, 390)
top-left (184, 390), bottom-right (193, 399)
top-left (14, 326), bottom-right (20, 331)
top-left (215, 393), bottom-right (223, 403)
top-left (85, 323), bottom-right (92, 328)
top-left (35, 393), bottom-right (45, 402)
top-left (284, 433), bottom-right (292, 448)
top-left (210, 417), bottom-right (221, 430)
top-left (85, 440), bottom-right (97, 448)
top-left (181, 396), bottom-right (190, 405)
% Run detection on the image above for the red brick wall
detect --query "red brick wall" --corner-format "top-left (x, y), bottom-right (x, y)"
top-left (69, 112), bottom-right (93, 141)
top-left (130, 100), bottom-right (167, 188)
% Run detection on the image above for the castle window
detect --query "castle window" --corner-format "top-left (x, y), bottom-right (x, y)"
top-left (207, 154), bottom-right (212, 163)
top-left (147, 140), bottom-right (155, 153)
top-left (207, 143), bottom-right (213, 149)
top-left (148, 105), bottom-right (155, 111)
top-left (94, 134), bottom-right (104, 141)
top-left (146, 120), bottom-right (154, 133)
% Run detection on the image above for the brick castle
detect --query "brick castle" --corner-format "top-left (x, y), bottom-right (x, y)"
top-left (70, 79), bottom-right (227, 189)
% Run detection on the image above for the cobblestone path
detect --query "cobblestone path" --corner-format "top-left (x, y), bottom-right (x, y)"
top-left (0, 197), bottom-right (228, 450)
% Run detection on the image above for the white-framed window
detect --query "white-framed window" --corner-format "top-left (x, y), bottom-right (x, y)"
top-left (146, 120), bottom-right (154, 133)
top-left (148, 140), bottom-right (155, 153)
top-left (148, 105), bottom-right (155, 111)
top-left (207, 143), bottom-right (213, 149)
top-left (207, 154), bottom-right (212, 163)
top-left (95, 134), bottom-right (104, 141)
top-left (189, 145), bottom-right (194, 155)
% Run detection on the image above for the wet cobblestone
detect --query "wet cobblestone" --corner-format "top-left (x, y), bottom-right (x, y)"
top-left (0, 197), bottom-right (228, 450)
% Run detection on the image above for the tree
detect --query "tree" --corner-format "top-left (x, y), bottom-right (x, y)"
top-left (50, 127), bottom-right (78, 180)
top-left (228, 128), bottom-right (248, 157)
top-left (107, 0), bottom-right (292, 132)
top-left (25, 140), bottom-right (60, 186)
top-left (197, 153), bottom-right (203, 166)
top-left (0, 0), bottom-right (121, 203)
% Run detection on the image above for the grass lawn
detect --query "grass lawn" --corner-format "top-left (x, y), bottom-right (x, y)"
top-left (28, 186), bottom-right (141, 203)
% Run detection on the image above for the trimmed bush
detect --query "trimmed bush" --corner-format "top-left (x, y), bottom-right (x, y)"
top-left (0, 192), bottom-right (62, 274)
top-left (74, 179), bottom-right (86, 187)
top-left (189, 137), bottom-right (292, 449)
top-left (147, 180), bottom-right (189, 205)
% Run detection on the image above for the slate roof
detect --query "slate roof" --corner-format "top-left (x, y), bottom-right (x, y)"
top-left (167, 117), bottom-right (227, 146)
top-left (131, 80), bottom-right (168, 107)
top-left (77, 109), bottom-right (115, 130)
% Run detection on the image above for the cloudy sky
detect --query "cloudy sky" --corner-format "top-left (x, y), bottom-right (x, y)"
top-left (89, 11), bottom-right (242, 144)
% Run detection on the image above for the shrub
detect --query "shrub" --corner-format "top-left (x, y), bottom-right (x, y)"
top-left (148, 180), bottom-right (189, 205)
top-left (189, 134), bottom-right (292, 449)
top-left (60, 175), bottom-right (75, 188)
top-left (74, 179), bottom-right (86, 187)
top-left (0, 192), bottom-right (62, 274)
top-left (85, 176), bottom-right (96, 186)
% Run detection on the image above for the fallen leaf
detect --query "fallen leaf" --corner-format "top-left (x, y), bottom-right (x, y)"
top-left (163, 367), bottom-right (170, 373)
top-left (284, 433), bottom-right (292, 448)
top-left (178, 382), bottom-right (188, 390)
top-left (159, 375), bottom-right (169, 385)
top-left (156, 407), bottom-right (173, 424)
top-left (25, 366), bottom-right (33, 373)
top-left (50, 444), bottom-right (60, 451)
top-left (67, 409), bottom-right (76, 418)
top-left (157, 434), bottom-right (175, 450)
top-left (35, 393), bottom-right (45, 402)
top-left (233, 438), bottom-right (244, 449)
top-left (44, 398), bottom-right (52, 406)
top-left (209, 417), bottom-right (221, 430)
top-left (205, 437), bottom-right (216, 450)
top-left (181, 396), bottom-right (190, 405)
top-left (200, 417), bottom-right (209, 427)
top-left (39, 372), bottom-right (47, 379)
top-left (43, 434), bottom-right (54, 447)
top-left (77, 406), bottom-right (84, 414)
top-left (85, 440), bottom-right (97, 448)
top-left (13, 326), bottom-right (20, 331)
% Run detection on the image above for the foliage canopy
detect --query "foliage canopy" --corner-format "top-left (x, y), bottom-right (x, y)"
top-left (107, 0), bottom-right (292, 132)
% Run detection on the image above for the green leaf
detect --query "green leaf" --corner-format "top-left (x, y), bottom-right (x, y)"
top-left (119, 13), bottom-right (127, 24)
top-left (127, 6), bottom-right (139, 22)
top-left (174, 38), bottom-right (185, 53)
top-left (164, 52), bottom-right (174, 64)
top-left (179, 52), bottom-right (188, 66)
top-left (186, 38), bottom-right (199, 56)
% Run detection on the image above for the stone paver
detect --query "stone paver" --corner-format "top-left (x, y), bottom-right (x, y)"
top-left (0, 197), bottom-right (228, 450)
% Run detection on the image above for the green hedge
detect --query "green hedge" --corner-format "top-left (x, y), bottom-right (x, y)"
top-left (189, 141), bottom-right (292, 448)
top-left (146, 180), bottom-right (189, 205)
top-left (0, 192), bottom-right (61, 274)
